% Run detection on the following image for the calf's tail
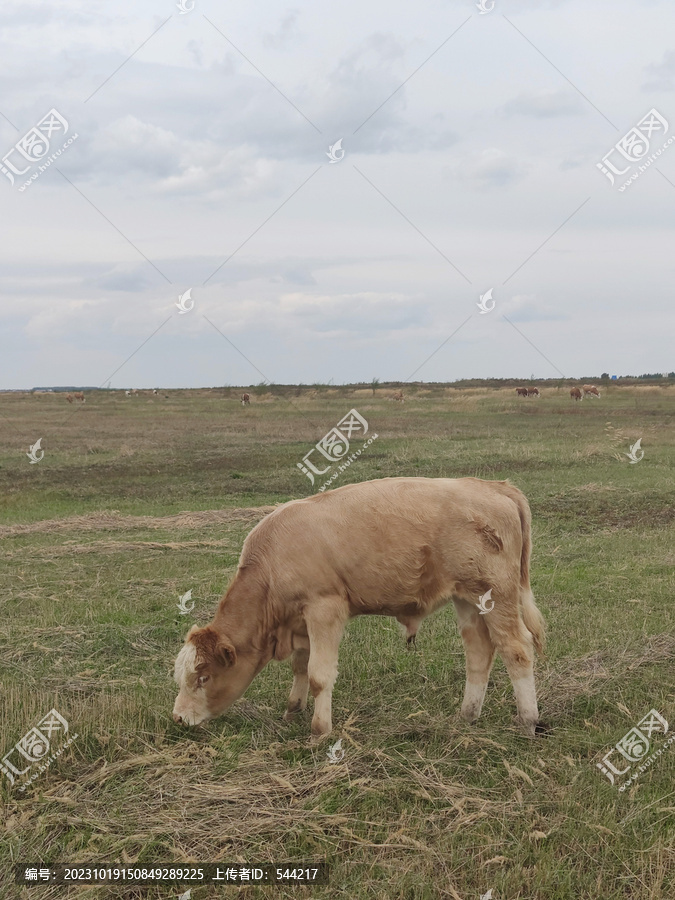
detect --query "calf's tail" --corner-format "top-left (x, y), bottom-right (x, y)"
top-left (493, 480), bottom-right (546, 656)
top-left (521, 586), bottom-right (546, 657)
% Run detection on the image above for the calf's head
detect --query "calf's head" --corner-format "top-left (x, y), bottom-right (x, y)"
top-left (172, 625), bottom-right (263, 726)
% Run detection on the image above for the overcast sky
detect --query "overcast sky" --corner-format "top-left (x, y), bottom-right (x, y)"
top-left (1, 0), bottom-right (673, 388)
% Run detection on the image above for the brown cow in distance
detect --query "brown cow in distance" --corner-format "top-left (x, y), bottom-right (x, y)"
top-left (527, 387), bottom-right (540, 397)
top-left (392, 390), bottom-right (404, 403)
top-left (241, 393), bottom-right (251, 406)
top-left (173, 477), bottom-right (546, 741)
top-left (74, 392), bottom-right (85, 402)
top-left (66, 394), bottom-right (74, 404)
top-left (583, 384), bottom-right (600, 397)
top-left (570, 387), bottom-right (582, 400)
top-left (516, 387), bottom-right (529, 397)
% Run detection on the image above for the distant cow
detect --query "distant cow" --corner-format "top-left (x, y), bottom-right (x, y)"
top-left (570, 387), bottom-right (582, 400)
top-left (241, 393), bottom-right (250, 406)
top-left (583, 385), bottom-right (600, 397)
top-left (74, 392), bottom-right (85, 403)
top-left (516, 387), bottom-right (529, 397)
top-left (125, 390), bottom-right (132, 397)
top-left (153, 389), bottom-right (158, 395)
top-left (392, 390), bottom-right (404, 403)
top-left (66, 394), bottom-right (74, 404)
top-left (527, 387), bottom-right (540, 397)
top-left (173, 477), bottom-right (546, 740)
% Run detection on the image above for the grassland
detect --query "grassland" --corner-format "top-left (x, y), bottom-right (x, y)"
top-left (1, 382), bottom-right (674, 899)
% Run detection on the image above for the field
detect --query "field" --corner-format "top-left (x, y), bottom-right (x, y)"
top-left (1, 382), bottom-right (674, 899)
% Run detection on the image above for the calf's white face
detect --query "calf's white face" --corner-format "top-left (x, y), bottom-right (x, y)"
top-left (173, 642), bottom-right (214, 725)
top-left (172, 625), bottom-right (261, 726)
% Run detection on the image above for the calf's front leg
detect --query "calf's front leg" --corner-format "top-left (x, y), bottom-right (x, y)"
top-left (283, 647), bottom-right (310, 720)
top-left (304, 597), bottom-right (349, 742)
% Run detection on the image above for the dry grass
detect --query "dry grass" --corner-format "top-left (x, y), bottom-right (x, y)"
top-left (0, 507), bottom-right (275, 538)
top-left (1, 384), bottom-right (674, 899)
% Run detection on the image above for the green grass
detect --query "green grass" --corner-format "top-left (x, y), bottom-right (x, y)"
top-left (1, 383), bottom-right (674, 899)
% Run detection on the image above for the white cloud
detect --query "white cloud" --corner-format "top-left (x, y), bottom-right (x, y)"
top-left (1, 0), bottom-right (674, 387)
top-left (500, 293), bottom-right (567, 321)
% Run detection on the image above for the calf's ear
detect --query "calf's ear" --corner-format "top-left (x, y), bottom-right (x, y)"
top-left (216, 641), bottom-right (236, 668)
top-left (189, 625), bottom-right (236, 668)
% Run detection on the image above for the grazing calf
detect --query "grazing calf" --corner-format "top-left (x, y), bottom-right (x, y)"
top-left (392, 390), bottom-right (404, 403)
top-left (570, 387), bottom-right (583, 400)
top-left (527, 387), bottom-right (540, 397)
top-left (583, 384), bottom-right (600, 397)
top-left (241, 393), bottom-right (251, 406)
top-left (172, 477), bottom-right (546, 740)
top-left (74, 392), bottom-right (85, 403)
top-left (66, 394), bottom-right (74, 404)
top-left (516, 387), bottom-right (529, 397)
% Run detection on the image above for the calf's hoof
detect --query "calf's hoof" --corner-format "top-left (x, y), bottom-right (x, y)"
top-left (283, 700), bottom-right (303, 722)
top-left (519, 717), bottom-right (542, 738)
top-left (309, 727), bottom-right (331, 746)
top-left (460, 706), bottom-right (480, 724)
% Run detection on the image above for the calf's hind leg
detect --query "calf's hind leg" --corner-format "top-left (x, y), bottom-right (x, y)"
top-left (453, 598), bottom-right (496, 723)
top-left (484, 605), bottom-right (540, 736)
top-left (283, 647), bottom-right (310, 721)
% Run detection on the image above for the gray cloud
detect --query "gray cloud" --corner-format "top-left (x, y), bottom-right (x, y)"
top-left (263, 10), bottom-right (301, 50)
top-left (501, 90), bottom-right (586, 118)
top-left (448, 148), bottom-right (529, 189)
top-left (642, 50), bottom-right (675, 91)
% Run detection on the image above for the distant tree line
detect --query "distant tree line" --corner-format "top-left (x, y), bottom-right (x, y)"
top-left (601, 372), bottom-right (674, 380)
